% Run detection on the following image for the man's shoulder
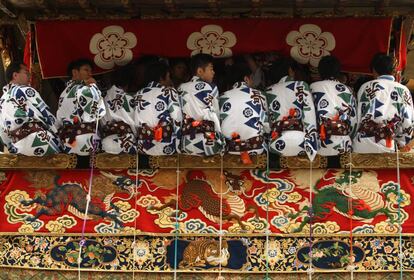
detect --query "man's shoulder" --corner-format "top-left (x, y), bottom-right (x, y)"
top-left (180, 80), bottom-right (215, 92)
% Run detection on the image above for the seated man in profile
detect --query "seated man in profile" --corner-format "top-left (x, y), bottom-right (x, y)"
top-left (266, 58), bottom-right (319, 160)
top-left (311, 56), bottom-right (357, 156)
top-left (135, 61), bottom-right (181, 155)
top-left (178, 53), bottom-right (223, 156)
top-left (56, 59), bottom-right (106, 155)
top-left (0, 62), bottom-right (61, 156)
top-left (353, 53), bottom-right (414, 153)
top-left (220, 61), bottom-right (269, 164)
top-left (101, 66), bottom-right (136, 154)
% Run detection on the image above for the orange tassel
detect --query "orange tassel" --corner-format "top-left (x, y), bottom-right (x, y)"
top-left (332, 114), bottom-right (339, 121)
top-left (192, 121), bottom-right (201, 127)
top-left (320, 124), bottom-right (326, 141)
top-left (289, 108), bottom-right (296, 117)
top-left (154, 126), bottom-right (163, 142)
top-left (240, 151), bottom-right (252, 165)
top-left (271, 131), bottom-right (278, 140)
top-left (70, 140), bottom-right (77, 148)
top-left (231, 132), bottom-right (239, 139)
top-left (386, 137), bottom-right (392, 148)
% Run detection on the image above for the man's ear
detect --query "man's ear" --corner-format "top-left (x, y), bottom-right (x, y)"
top-left (288, 67), bottom-right (295, 78)
top-left (196, 67), bottom-right (203, 76)
top-left (12, 72), bottom-right (19, 81)
top-left (71, 69), bottom-right (77, 79)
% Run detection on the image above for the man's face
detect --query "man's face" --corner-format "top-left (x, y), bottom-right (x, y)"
top-left (72, 64), bottom-right (92, 81)
top-left (197, 63), bottom-right (215, 83)
top-left (13, 64), bottom-right (30, 86)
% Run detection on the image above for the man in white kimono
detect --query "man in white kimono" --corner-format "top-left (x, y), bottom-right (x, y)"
top-left (220, 62), bottom-right (268, 164)
top-left (56, 59), bottom-right (106, 155)
top-left (353, 53), bottom-right (414, 153)
top-left (101, 67), bottom-right (136, 154)
top-left (311, 56), bottom-right (357, 156)
top-left (266, 58), bottom-right (319, 160)
top-left (0, 62), bottom-right (61, 156)
top-left (135, 61), bottom-right (181, 156)
top-left (178, 53), bottom-right (223, 156)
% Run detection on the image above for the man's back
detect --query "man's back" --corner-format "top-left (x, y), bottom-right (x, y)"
top-left (354, 75), bottom-right (414, 153)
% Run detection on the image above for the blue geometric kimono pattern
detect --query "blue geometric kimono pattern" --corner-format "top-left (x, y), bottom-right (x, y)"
top-left (266, 76), bottom-right (319, 160)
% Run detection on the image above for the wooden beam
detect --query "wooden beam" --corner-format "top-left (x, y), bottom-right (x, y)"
top-left (334, 0), bottom-right (347, 15)
top-left (164, 0), bottom-right (178, 15)
top-left (0, 1), bottom-right (16, 18)
top-left (294, 0), bottom-right (304, 17)
top-left (208, 0), bottom-right (220, 16)
top-left (251, 0), bottom-right (262, 16)
top-left (120, 0), bottom-right (136, 16)
top-left (35, 0), bottom-right (53, 15)
top-left (375, 0), bottom-right (390, 15)
top-left (78, 0), bottom-right (96, 14)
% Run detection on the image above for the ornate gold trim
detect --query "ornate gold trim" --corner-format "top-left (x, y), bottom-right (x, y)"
top-left (340, 152), bottom-right (414, 169)
top-left (93, 153), bottom-right (136, 169)
top-left (280, 155), bottom-right (327, 169)
top-left (0, 154), bottom-right (77, 169)
top-left (149, 154), bottom-right (267, 169)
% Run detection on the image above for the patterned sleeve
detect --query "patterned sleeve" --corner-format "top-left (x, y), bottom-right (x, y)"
top-left (260, 90), bottom-right (270, 135)
top-left (396, 87), bottom-right (414, 148)
top-left (168, 87), bottom-right (182, 133)
top-left (28, 87), bottom-right (58, 132)
top-left (203, 85), bottom-right (222, 134)
top-left (348, 88), bottom-right (358, 139)
top-left (301, 82), bottom-right (319, 161)
top-left (76, 84), bottom-right (106, 123)
top-left (0, 129), bottom-right (11, 150)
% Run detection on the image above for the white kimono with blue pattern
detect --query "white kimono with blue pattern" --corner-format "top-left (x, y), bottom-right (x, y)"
top-left (0, 84), bottom-right (61, 156)
top-left (56, 80), bottom-right (106, 155)
top-left (178, 76), bottom-right (223, 156)
top-left (311, 80), bottom-right (357, 156)
top-left (135, 82), bottom-right (181, 156)
top-left (220, 82), bottom-right (268, 155)
top-left (353, 75), bottom-right (414, 153)
top-left (266, 76), bottom-right (319, 160)
top-left (101, 85), bottom-right (136, 154)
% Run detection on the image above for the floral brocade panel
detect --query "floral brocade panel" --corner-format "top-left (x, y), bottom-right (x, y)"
top-left (0, 169), bottom-right (413, 234)
top-left (1, 235), bottom-right (414, 272)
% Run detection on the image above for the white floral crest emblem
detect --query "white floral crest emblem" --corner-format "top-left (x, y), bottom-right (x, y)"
top-left (187, 24), bottom-right (236, 57)
top-left (89, 25), bottom-right (137, 69)
top-left (286, 24), bottom-right (336, 67)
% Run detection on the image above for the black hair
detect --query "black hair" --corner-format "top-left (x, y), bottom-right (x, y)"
top-left (370, 53), bottom-right (394, 76)
top-left (190, 53), bottom-right (214, 75)
top-left (111, 65), bottom-right (134, 88)
top-left (318, 55), bottom-right (341, 80)
top-left (228, 61), bottom-right (252, 85)
top-left (67, 58), bottom-right (94, 77)
top-left (5, 62), bottom-right (25, 83)
top-left (267, 57), bottom-right (294, 85)
top-left (170, 58), bottom-right (188, 68)
top-left (353, 76), bottom-right (373, 94)
top-left (144, 61), bottom-right (169, 84)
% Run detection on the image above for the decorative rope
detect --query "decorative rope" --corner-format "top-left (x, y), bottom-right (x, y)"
top-left (218, 153), bottom-right (224, 280)
top-left (173, 152), bottom-right (181, 280)
top-left (132, 151), bottom-right (140, 280)
top-left (396, 144), bottom-right (403, 280)
top-left (307, 160), bottom-right (314, 280)
top-left (77, 118), bottom-right (100, 280)
top-left (264, 149), bottom-right (271, 280)
top-left (346, 152), bottom-right (355, 280)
